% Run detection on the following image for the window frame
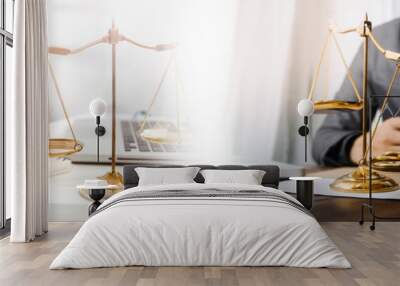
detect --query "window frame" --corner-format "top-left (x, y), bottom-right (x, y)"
top-left (0, 0), bottom-right (13, 234)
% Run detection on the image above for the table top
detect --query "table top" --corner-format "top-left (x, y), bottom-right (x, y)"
top-left (76, 184), bottom-right (121, 190)
top-left (289, 176), bottom-right (320, 181)
top-left (305, 166), bottom-right (400, 181)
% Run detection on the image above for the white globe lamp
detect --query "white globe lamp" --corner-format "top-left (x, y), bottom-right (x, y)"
top-left (89, 98), bottom-right (107, 117)
top-left (297, 99), bottom-right (314, 117)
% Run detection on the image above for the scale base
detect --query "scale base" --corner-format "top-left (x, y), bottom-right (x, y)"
top-left (98, 171), bottom-right (123, 186)
top-left (330, 165), bottom-right (398, 193)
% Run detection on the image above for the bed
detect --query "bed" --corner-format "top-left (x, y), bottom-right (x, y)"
top-left (50, 164), bottom-right (350, 269)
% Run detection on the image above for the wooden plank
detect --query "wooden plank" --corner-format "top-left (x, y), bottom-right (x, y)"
top-left (0, 222), bottom-right (399, 286)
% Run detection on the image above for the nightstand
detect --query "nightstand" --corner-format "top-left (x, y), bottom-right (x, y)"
top-left (77, 180), bottom-right (121, 215)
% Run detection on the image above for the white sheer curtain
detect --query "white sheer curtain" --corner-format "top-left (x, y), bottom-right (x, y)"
top-left (220, 0), bottom-right (400, 165)
top-left (10, 0), bottom-right (49, 242)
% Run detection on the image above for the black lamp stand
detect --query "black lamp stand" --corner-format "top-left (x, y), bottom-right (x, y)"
top-left (298, 116), bottom-right (310, 162)
top-left (94, 115), bottom-right (106, 163)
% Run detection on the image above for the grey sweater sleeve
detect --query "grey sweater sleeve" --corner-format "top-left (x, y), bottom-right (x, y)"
top-left (312, 43), bottom-right (375, 166)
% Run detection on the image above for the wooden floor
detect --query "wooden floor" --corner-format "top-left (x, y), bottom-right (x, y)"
top-left (1, 222), bottom-right (400, 286)
top-left (311, 195), bottom-right (400, 221)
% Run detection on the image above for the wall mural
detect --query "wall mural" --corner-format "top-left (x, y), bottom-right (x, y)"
top-left (47, 0), bottom-right (400, 221)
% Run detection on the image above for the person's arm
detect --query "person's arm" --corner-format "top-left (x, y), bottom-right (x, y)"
top-left (312, 44), bottom-right (375, 166)
top-left (350, 117), bottom-right (400, 163)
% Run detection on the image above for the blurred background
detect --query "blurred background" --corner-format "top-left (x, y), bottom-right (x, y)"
top-left (47, 0), bottom-right (400, 165)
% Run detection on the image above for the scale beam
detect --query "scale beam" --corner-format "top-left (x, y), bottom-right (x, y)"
top-left (331, 22), bottom-right (400, 62)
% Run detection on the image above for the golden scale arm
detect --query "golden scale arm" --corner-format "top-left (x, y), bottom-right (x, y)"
top-left (306, 15), bottom-right (400, 193)
top-left (138, 54), bottom-right (174, 134)
top-left (48, 63), bottom-right (83, 158)
top-left (136, 50), bottom-right (183, 145)
top-left (308, 20), bottom-right (400, 115)
top-left (335, 22), bottom-right (400, 169)
top-left (48, 21), bottom-right (175, 185)
top-left (307, 24), bottom-right (363, 113)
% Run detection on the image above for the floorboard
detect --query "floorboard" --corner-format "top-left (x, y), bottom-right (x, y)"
top-left (1, 222), bottom-right (399, 286)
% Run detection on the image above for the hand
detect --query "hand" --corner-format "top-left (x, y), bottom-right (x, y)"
top-left (350, 117), bottom-right (400, 164)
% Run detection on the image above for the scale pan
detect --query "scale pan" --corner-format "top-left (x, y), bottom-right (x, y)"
top-left (372, 151), bottom-right (400, 171)
top-left (49, 138), bottom-right (83, 158)
top-left (141, 128), bottom-right (180, 144)
top-left (314, 100), bottom-right (363, 113)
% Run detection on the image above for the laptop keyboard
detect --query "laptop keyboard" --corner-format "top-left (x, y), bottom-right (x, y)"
top-left (121, 120), bottom-right (185, 153)
top-left (121, 121), bottom-right (137, 151)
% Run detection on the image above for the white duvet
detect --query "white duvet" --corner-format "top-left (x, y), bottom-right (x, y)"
top-left (50, 183), bottom-right (350, 269)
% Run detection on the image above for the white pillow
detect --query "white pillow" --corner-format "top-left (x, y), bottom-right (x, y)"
top-left (200, 169), bottom-right (266, 185)
top-left (135, 167), bottom-right (200, 186)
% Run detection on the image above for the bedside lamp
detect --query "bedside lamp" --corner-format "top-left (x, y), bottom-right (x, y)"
top-left (89, 98), bottom-right (107, 163)
top-left (297, 99), bottom-right (314, 162)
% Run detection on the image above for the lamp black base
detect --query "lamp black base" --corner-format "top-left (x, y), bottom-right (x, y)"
top-left (88, 189), bottom-right (106, 215)
top-left (95, 125), bottom-right (106, 136)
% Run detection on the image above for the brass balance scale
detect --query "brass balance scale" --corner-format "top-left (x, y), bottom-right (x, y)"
top-left (305, 15), bottom-right (400, 193)
top-left (48, 22), bottom-right (180, 187)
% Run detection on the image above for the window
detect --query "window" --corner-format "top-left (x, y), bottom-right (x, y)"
top-left (0, 0), bottom-right (13, 234)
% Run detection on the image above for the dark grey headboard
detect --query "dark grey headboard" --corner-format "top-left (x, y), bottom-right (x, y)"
top-left (123, 164), bottom-right (280, 189)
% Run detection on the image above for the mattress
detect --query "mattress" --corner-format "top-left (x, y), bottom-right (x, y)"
top-left (50, 183), bottom-right (350, 269)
